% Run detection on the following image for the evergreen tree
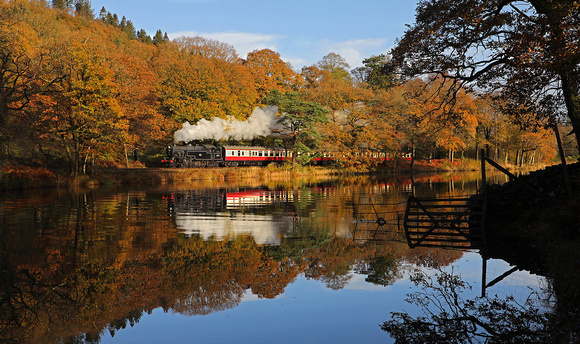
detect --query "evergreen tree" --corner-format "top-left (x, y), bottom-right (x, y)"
top-left (124, 20), bottom-right (137, 39)
top-left (104, 11), bottom-right (113, 25)
top-left (152, 29), bottom-right (165, 46)
top-left (98, 6), bottom-right (106, 21)
top-left (111, 13), bottom-right (119, 27)
top-left (119, 16), bottom-right (127, 30)
top-left (74, 0), bottom-right (93, 18)
top-left (137, 29), bottom-right (152, 44)
top-left (52, 0), bottom-right (72, 10)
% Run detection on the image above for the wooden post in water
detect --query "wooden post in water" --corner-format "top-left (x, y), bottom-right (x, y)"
top-left (553, 125), bottom-right (573, 197)
top-left (480, 149), bottom-right (486, 195)
top-left (481, 256), bottom-right (487, 297)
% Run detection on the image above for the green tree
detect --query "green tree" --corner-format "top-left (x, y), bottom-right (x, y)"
top-left (152, 29), bottom-right (165, 46)
top-left (136, 29), bottom-right (151, 44)
top-left (123, 20), bottom-right (136, 39)
top-left (390, 0), bottom-right (580, 154)
top-left (52, 0), bottom-right (72, 10)
top-left (262, 90), bottom-right (329, 164)
top-left (98, 6), bottom-right (106, 21)
top-left (359, 54), bottom-right (398, 90)
top-left (74, 0), bottom-right (93, 18)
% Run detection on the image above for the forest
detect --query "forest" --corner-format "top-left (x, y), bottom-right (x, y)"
top-left (0, 0), bottom-right (569, 176)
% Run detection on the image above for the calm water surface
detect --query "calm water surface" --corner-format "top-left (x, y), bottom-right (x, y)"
top-left (0, 172), bottom-right (547, 343)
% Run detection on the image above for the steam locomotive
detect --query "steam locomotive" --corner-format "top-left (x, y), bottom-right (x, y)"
top-left (162, 144), bottom-right (291, 167)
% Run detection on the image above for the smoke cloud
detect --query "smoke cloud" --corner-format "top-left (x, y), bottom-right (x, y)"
top-left (174, 106), bottom-right (284, 144)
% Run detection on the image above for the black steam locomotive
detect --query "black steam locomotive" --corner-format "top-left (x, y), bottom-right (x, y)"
top-left (162, 144), bottom-right (291, 167)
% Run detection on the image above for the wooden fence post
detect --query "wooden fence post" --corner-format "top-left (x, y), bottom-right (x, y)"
top-left (480, 148), bottom-right (486, 195)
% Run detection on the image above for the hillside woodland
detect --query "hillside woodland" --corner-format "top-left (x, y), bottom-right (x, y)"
top-left (0, 1), bottom-right (566, 176)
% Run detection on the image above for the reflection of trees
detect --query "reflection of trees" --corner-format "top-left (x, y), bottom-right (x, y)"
top-left (0, 175), bottom-right (485, 343)
top-left (171, 284), bottom-right (243, 316)
top-left (303, 238), bottom-right (369, 288)
top-left (320, 267), bottom-right (352, 290)
top-left (355, 256), bottom-right (401, 287)
top-left (381, 270), bottom-right (553, 343)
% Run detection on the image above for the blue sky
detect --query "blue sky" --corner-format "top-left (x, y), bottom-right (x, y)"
top-left (90, 0), bottom-right (419, 70)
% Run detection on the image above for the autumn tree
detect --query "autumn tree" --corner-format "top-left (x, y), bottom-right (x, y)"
top-left (245, 49), bottom-right (300, 98)
top-left (390, 0), bottom-right (580, 154)
top-left (155, 45), bottom-right (258, 124)
top-left (0, 1), bottom-right (69, 174)
top-left (36, 39), bottom-right (128, 174)
top-left (173, 36), bottom-right (239, 62)
top-left (316, 52), bottom-right (351, 82)
top-left (109, 43), bottom-right (174, 159)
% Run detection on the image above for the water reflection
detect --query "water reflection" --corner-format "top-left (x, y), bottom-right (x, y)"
top-left (0, 172), bottom-right (550, 344)
top-left (381, 268), bottom-right (552, 343)
top-left (168, 188), bottom-right (299, 245)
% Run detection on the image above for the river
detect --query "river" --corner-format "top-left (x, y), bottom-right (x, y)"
top-left (0, 171), bottom-right (550, 343)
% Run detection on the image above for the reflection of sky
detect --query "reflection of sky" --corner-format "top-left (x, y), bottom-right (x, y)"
top-left (100, 251), bottom-right (549, 344)
top-left (101, 275), bottom-right (411, 344)
top-left (175, 213), bottom-right (288, 245)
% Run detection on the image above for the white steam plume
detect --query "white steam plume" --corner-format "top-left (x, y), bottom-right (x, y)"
top-left (174, 106), bottom-right (284, 144)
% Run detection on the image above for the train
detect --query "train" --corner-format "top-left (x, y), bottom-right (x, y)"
top-left (162, 144), bottom-right (291, 167)
top-left (162, 144), bottom-right (412, 168)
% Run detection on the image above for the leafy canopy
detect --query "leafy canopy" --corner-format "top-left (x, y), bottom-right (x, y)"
top-left (390, 0), bottom-right (580, 152)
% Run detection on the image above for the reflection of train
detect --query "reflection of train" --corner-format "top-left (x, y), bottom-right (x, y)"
top-left (165, 188), bottom-right (296, 245)
top-left (162, 145), bottom-right (290, 168)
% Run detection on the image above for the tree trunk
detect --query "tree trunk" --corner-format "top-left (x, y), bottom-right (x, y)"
top-left (560, 71), bottom-right (580, 154)
top-left (411, 141), bottom-right (415, 168)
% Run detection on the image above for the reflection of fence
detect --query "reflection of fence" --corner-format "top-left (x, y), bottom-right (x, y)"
top-left (403, 196), bottom-right (486, 250)
top-left (351, 201), bottom-right (407, 243)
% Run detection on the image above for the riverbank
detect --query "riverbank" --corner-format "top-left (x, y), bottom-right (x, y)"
top-left (1, 157), bottom-right (542, 191)
top-left (0, 164), bottom-right (342, 191)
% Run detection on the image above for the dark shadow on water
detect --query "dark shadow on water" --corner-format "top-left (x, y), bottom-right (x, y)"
top-left (390, 194), bottom-right (580, 343)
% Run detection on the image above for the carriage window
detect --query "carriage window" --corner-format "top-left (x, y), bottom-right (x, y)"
top-left (259, 151), bottom-right (262, 157)
top-left (237, 151), bottom-right (240, 156)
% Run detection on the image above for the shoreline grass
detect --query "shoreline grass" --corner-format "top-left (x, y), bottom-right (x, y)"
top-left (0, 159), bottom-right (551, 192)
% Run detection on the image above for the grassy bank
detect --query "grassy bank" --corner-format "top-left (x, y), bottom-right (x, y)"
top-left (0, 158), bottom-right (550, 191)
top-left (0, 164), bottom-right (341, 191)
